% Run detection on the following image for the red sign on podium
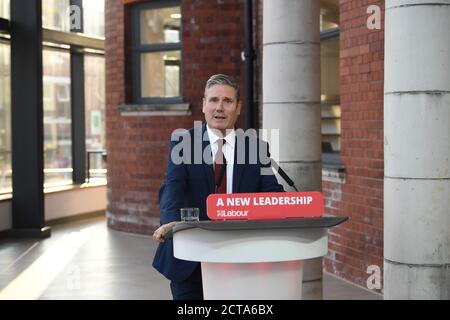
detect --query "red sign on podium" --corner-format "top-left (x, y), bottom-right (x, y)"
top-left (207, 192), bottom-right (324, 220)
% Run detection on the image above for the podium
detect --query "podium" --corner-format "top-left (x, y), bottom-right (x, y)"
top-left (167, 217), bottom-right (348, 300)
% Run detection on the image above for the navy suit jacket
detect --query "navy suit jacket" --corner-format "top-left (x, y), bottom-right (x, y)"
top-left (152, 124), bottom-right (284, 282)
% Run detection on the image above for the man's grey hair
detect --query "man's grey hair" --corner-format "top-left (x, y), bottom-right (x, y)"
top-left (204, 74), bottom-right (240, 102)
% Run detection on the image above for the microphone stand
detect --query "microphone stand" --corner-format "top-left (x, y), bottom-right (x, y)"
top-left (270, 159), bottom-right (300, 192)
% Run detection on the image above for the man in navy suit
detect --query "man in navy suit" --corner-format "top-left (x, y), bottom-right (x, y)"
top-left (152, 74), bottom-right (284, 300)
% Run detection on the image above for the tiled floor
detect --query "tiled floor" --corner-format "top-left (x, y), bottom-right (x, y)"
top-left (0, 216), bottom-right (381, 300)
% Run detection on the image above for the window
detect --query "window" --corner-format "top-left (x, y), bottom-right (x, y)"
top-left (320, 4), bottom-right (339, 31)
top-left (42, 0), bottom-right (105, 38)
top-left (320, 3), bottom-right (340, 163)
top-left (0, 0), bottom-right (9, 20)
top-left (42, 0), bottom-right (71, 32)
top-left (132, 1), bottom-right (182, 103)
top-left (321, 38), bottom-right (340, 152)
top-left (1, 0), bottom-right (105, 194)
top-left (83, 0), bottom-right (105, 38)
top-left (0, 41), bottom-right (10, 194)
top-left (43, 48), bottom-right (72, 187)
top-left (85, 54), bottom-right (106, 181)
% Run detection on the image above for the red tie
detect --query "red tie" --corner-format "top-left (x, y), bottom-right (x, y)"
top-left (214, 139), bottom-right (227, 194)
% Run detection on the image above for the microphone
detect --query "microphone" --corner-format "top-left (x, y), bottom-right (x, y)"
top-left (270, 159), bottom-right (299, 192)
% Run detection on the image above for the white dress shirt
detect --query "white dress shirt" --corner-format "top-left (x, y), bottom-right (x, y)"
top-left (206, 125), bottom-right (235, 194)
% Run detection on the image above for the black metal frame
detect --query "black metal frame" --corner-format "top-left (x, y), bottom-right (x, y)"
top-left (320, 27), bottom-right (340, 42)
top-left (131, 0), bottom-right (183, 104)
top-left (71, 47), bottom-right (86, 183)
top-left (69, 1), bottom-right (86, 184)
top-left (86, 149), bottom-right (107, 182)
top-left (10, 0), bottom-right (50, 237)
top-left (0, 17), bottom-right (10, 33)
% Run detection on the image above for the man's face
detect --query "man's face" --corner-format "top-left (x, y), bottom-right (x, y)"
top-left (202, 84), bottom-right (241, 135)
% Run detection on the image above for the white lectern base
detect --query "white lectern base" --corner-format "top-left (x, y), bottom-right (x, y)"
top-left (201, 260), bottom-right (303, 300)
top-left (171, 218), bottom-right (349, 300)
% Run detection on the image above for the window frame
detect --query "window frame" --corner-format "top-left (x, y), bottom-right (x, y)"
top-left (320, 27), bottom-right (341, 165)
top-left (42, 45), bottom-right (73, 188)
top-left (84, 52), bottom-right (106, 182)
top-left (131, 0), bottom-right (183, 104)
top-left (41, 0), bottom-right (105, 185)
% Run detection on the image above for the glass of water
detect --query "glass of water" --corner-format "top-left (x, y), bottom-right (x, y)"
top-left (180, 208), bottom-right (199, 222)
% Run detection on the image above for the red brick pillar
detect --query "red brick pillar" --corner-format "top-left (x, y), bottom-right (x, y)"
top-left (323, 1), bottom-right (385, 292)
top-left (105, 0), bottom-right (245, 234)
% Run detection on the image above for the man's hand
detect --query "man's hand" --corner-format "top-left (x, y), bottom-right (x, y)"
top-left (152, 221), bottom-right (179, 243)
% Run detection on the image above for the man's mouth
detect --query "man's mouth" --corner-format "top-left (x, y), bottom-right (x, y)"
top-left (214, 116), bottom-right (226, 120)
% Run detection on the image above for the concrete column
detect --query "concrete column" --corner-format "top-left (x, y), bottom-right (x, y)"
top-left (263, 0), bottom-right (322, 299)
top-left (384, 0), bottom-right (450, 299)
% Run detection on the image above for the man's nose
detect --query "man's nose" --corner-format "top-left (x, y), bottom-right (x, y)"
top-left (216, 101), bottom-right (225, 111)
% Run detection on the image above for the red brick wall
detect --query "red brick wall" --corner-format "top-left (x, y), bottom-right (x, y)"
top-left (323, 0), bottom-right (385, 291)
top-left (105, 0), bottom-right (245, 234)
top-left (181, 0), bottom-right (246, 123)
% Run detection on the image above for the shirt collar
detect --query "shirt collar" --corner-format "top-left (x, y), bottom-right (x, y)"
top-left (206, 124), bottom-right (236, 148)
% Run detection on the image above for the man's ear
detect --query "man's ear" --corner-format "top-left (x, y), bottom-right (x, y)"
top-left (237, 101), bottom-right (242, 115)
top-left (202, 98), bottom-right (206, 113)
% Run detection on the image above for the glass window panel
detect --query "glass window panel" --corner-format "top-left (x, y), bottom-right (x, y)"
top-left (140, 6), bottom-right (181, 44)
top-left (0, 42), bottom-right (11, 194)
top-left (85, 54), bottom-right (106, 182)
top-left (321, 39), bottom-right (340, 101)
top-left (43, 49), bottom-right (72, 187)
top-left (320, 3), bottom-right (339, 31)
top-left (140, 50), bottom-right (180, 98)
top-left (321, 38), bottom-right (341, 152)
top-left (0, 0), bottom-right (9, 19)
top-left (42, 0), bottom-right (70, 32)
top-left (83, 0), bottom-right (105, 37)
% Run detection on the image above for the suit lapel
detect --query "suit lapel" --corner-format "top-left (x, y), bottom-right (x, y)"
top-left (200, 124), bottom-right (214, 193)
top-left (232, 132), bottom-right (245, 193)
